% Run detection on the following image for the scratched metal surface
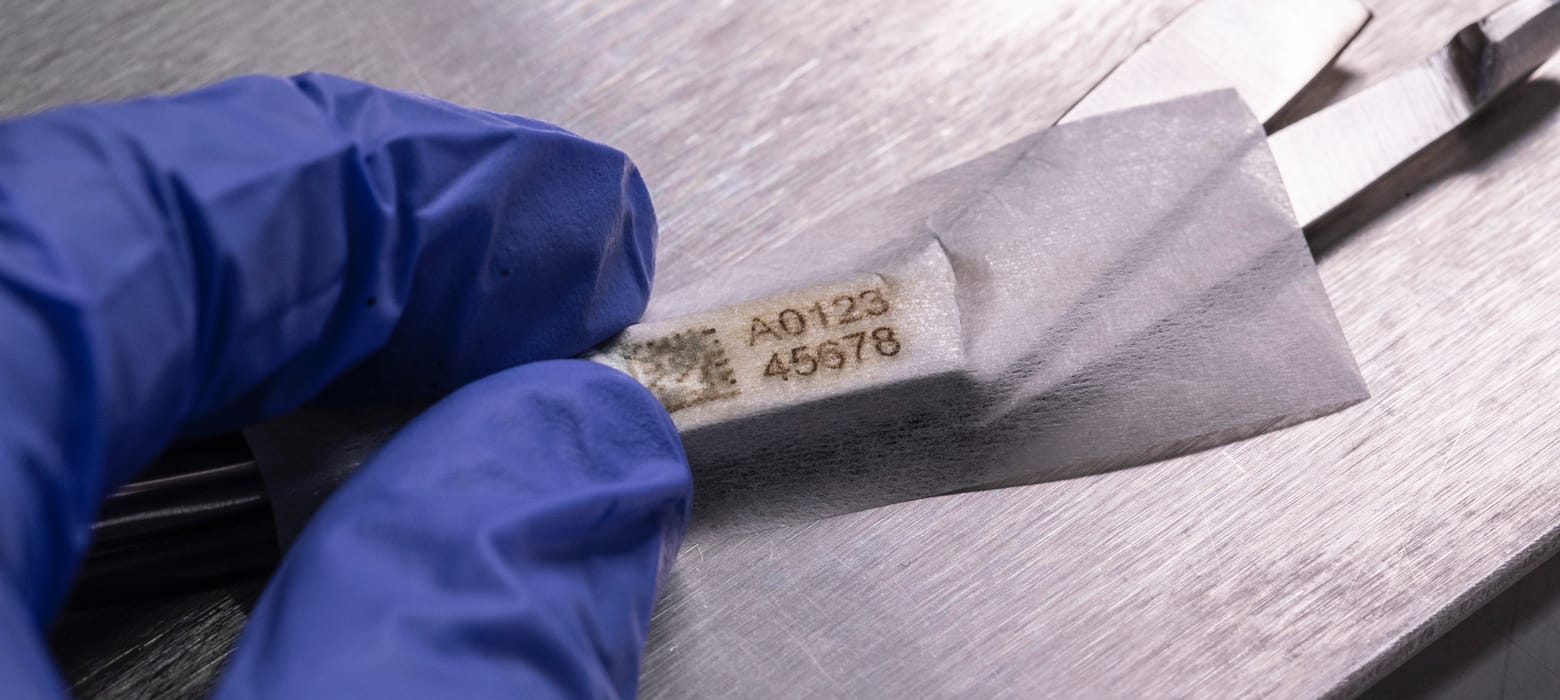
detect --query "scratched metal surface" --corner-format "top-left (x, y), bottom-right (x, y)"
top-left (1366, 550), bottom-right (1560, 699)
top-left (8, 0), bottom-right (1560, 697)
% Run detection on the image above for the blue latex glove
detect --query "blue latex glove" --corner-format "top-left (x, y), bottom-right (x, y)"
top-left (0, 73), bottom-right (691, 698)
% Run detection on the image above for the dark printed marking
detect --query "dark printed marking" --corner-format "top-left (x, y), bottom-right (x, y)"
top-left (748, 288), bottom-right (892, 346)
top-left (760, 326), bottom-right (902, 381)
top-left (617, 327), bottom-right (740, 412)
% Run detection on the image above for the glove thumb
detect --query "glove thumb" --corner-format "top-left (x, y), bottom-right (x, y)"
top-left (214, 360), bottom-right (691, 699)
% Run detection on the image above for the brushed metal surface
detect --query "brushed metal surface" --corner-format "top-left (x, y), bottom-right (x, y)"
top-left (1058, 0), bottom-right (1370, 125)
top-left (1271, 0), bottom-right (1560, 226)
top-left (1367, 549), bottom-right (1560, 699)
top-left (7, 0), bottom-right (1560, 697)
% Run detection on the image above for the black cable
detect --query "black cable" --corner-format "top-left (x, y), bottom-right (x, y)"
top-left (70, 436), bottom-right (279, 609)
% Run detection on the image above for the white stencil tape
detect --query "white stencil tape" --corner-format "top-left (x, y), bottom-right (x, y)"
top-left (249, 92), bottom-right (1368, 544)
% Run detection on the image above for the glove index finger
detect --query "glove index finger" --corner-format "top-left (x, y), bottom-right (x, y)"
top-left (0, 73), bottom-right (655, 621)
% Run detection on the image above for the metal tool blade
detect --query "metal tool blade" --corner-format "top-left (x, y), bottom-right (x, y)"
top-left (1058, 0), bottom-right (1371, 126)
top-left (1270, 0), bottom-right (1560, 228)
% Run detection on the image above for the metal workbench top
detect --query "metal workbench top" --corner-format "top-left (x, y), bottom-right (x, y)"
top-left (9, 0), bottom-right (1560, 696)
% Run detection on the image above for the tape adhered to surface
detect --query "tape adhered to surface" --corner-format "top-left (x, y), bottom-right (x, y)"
top-left (249, 90), bottom-right (1368, 544)
top-left (591, 241), bottom-right (963, 433)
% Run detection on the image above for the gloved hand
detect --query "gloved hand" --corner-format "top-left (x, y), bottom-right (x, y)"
top-left (0, 73), bottom-right (692, 698)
